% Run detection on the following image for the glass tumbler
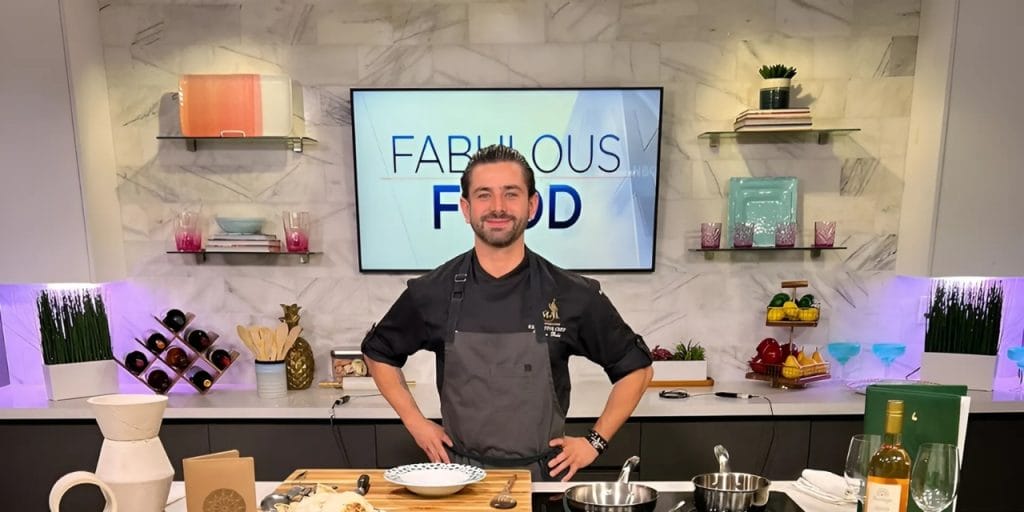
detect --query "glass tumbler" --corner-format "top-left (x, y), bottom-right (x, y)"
top-left (174, 211), bottom-right (202, 252)
top-left (283, 211), bottom-right (310, 253)
top-left (700, 222), bottom-right (722, 249)
top-left (814, 221), bottom-right (836, 247)
top-left (775, 222), bottom-right (797, 247)
top-left (733, 223), bottom-right (754, 248)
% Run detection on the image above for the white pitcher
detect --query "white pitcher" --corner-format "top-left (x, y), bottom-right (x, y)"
top-left (49, 394), bottom-right (174, 512)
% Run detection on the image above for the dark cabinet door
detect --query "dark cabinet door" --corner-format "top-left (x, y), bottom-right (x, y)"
top-left (209, 421), bottom-right (375, 481)
top-left (640, 419), bottom-right (809, 481)
top-left (807, 417), bottom-right (862, 475)
top-left (0, 422), bottom-right (105, 511)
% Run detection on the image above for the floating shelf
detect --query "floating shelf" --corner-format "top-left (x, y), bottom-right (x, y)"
top-left (690, 246), bottom-right (846, 260)
top-left (167, 250), bottom-right (320, 264)
top-left (156, 135), bottom-right (317, 153)
top-left (698, 128), bottom-right (860, 148)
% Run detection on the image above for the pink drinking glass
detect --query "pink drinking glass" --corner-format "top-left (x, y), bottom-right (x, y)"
top-left (815, 221), bottom-right (836, 247)
top-left (174, 211), bottom-right (202, 252)
top-left (283, 211), bottom-right (310, 252)
top-left (775, 222), bottom-right (797, 247)
top-left (700, 222), bottom-right (722, 249)
top-left (733, 223), bottom-right (754, 248)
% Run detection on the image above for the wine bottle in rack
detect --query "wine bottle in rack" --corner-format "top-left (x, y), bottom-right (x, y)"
top-left (147, 369), bottom-right (172, 393)
top-left (189, 368), bottom-right (214, 391)
top-left (186, 329), bottom-right (212, 352)
top-left (146, 332), bottom-right (169, 353)
top-left (208, 349), bottom-right (233, 370)
top-left (165, 346), bottom-right (190, 371)
top-left (163, 308), bottom-right (188, 332)
top-left (124, 351), bottom-right (149, 375)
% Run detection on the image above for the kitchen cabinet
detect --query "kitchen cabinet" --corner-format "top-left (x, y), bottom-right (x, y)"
top-left (0, 0), bottom-right (123, 283)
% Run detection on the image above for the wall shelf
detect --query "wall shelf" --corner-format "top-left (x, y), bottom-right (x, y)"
top-left (697, 128), bottom-right (859, 148)
top-left (690, 246), bottom-right (846, 260)
top-left (156, 135), bottom-right (317, 153)
top-left (167, 250), bottom-right (320, 264)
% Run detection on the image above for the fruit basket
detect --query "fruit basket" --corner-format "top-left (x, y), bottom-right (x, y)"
top-left (748, 279), bottom-right (831, 389)
top-left (765, 280), bottom-right (821, 326)
top-left (747, 344), bottom-right (831, 388)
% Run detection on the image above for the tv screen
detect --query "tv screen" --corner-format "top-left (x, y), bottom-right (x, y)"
top-left (351, 87), bottom-right (663, 272)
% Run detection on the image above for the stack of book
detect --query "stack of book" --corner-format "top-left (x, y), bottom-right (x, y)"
top-left (734, 108), bottom-right (812, 131)
top-left (205, 234), bottom-right (281, 253)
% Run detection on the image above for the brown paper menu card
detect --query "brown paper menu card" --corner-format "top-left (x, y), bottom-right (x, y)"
top-left (183, 450), bottom-right (257, 512)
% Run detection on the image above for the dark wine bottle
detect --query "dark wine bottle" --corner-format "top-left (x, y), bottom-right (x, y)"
top-left (186, 329), bottom-right (211, 352)
top-left (146, 332), bottom-right (168, 353)
top-left (189, 369), bottom-right (214, 391)
top-left (209, 349), bottom-right (232, 370)
top-left (165, 347), bottom-right (189, 371)
top-left (146, 369), bottom-right (172, 393)
top-left (163, 309), bottom-right (187, 332)
top-left (124, 351), bottom-right (148, 375)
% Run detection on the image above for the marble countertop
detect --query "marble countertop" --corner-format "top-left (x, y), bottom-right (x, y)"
top-left (165, 480), bottom-right (853, 512)
top-left (1, 379), bottom-right (1022, 420)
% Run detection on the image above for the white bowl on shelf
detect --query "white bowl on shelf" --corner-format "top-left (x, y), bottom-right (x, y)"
top-left (383, 463), bottom-right (486, 497)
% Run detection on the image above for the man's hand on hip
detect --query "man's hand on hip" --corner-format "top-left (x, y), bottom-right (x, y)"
top-left (406, 417), bottom-right (453, 463)
top-left (547, 436), bottom-right (599, 482)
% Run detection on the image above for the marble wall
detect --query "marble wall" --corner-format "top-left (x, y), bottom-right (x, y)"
top-left (3, 0), bottom-right (943, 389)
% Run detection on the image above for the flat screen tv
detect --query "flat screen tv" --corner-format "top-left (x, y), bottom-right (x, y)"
top-left (351, 87), bottom-right (663, 272)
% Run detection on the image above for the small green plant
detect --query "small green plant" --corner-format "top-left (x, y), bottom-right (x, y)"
top-left (759, 64), bottom-right (797, 79)
top-left (924, 280), bottom-right (1003, 356)
top-left (651, 340), bottom-right (706, 361)
top-left (37, 289), bottom-right (114, 365)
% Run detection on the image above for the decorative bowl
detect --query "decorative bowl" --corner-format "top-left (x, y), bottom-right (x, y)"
top-left (215, 217), bottom-right (265, 234)
top-left (383, 463), bottom-right (486, 497)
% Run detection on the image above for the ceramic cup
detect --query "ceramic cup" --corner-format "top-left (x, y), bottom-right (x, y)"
top-left (255, 361), bottom-right (287, 398)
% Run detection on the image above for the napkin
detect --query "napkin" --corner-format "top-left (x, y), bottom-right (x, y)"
top-left (793, 469), bottom-right (857, 505)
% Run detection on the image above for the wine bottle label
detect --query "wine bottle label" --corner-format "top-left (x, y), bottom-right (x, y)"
top-left (865, 477), bottom-right (909, 512)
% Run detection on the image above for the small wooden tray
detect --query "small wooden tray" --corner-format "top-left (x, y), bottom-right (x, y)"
top-left (649, 377), bottom-right (715, 387)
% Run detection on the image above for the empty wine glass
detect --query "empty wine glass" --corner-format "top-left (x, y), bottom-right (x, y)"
top-left (911, 443), bottom-right (960, 512)
top-left (827, 342), bottom-right (861, 381)
top-left (844, 434), bottom-right (882, 504)
top-left (872, 343), bottom-right (907, 380)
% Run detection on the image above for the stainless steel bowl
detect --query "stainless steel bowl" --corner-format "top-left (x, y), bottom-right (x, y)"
top-left (691, 472), bottom-right (770, 512)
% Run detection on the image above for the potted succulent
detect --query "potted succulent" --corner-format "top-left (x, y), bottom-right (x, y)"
top-left (38, 289), bottom-right (119, 400)
top-left (921, 279), bottom-right (1003, 390)
top-left (758, 64), bottom-right (797, 109)
top-left (651, 340), bottom-right (708, 381)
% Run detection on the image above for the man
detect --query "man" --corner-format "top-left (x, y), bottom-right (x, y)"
top-left (361, 144), bottom-right (653, 482)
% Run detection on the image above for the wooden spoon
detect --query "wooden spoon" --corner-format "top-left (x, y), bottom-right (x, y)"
top-left (236, 325), bottom-right (258, 358)
top-left (283, 325), bottom-right (302, 356)
top-left (275, 322), bottom-right (289, 360)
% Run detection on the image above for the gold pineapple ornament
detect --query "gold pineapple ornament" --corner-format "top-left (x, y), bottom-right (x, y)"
top-left (281, 304), bottom-right (315, 390)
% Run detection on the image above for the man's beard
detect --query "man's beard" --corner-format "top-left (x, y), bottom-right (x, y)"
top-left (471, 213), bottom-right (527, 248)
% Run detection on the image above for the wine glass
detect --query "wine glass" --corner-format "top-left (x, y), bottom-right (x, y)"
top-left (872, 343), bottom-right (906, 380)
top-left (844, 434), bottom-right (882, 504)
top-left (911, 442), bottom-right (960, 512)
top-left (1007, 347), bottom-right (1024, 391)
top-left (827, 342), bottom-right (861, 381)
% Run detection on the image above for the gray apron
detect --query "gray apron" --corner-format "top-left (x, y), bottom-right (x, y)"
top-left (441, 251), bottom-right (567, 482)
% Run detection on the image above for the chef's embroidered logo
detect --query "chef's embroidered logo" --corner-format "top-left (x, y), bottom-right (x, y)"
top-left (542, 299), bottom-right (566, 338)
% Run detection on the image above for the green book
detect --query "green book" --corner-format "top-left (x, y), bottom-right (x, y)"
top-left (862, 384), bottom-right (970, 512)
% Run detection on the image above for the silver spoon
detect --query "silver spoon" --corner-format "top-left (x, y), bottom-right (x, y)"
top-left (667, 500), bottom-right (688, 512)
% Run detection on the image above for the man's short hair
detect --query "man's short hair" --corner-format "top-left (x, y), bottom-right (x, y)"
top-left (460, 144), bottom-right (537, 199)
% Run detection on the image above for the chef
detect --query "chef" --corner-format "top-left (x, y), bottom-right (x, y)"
top-left (361, 145), bottom-right (653, 482)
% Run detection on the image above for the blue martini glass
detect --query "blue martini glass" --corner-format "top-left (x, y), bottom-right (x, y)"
top-left (872, 343), bottom-right (907, 380)
top-left (1007, 347), bottom-right (1024, 390)
top-left (827, 342), bottom-right (861, 381)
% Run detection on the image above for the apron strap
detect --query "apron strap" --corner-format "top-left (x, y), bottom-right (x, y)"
top-left (444, 252), bottom-right (472, 345)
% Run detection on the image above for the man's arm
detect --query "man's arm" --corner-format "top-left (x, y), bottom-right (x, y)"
top-left (546, 365), bottom-right (652, 481)
top-left (365, 356), bottom-right (453, 463)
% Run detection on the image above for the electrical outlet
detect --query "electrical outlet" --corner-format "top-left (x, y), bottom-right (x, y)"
top-left (917, 296), bottom-right (930, 324)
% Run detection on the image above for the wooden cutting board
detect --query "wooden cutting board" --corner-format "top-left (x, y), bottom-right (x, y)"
top-left (277, 468), bottom-right (531, 511)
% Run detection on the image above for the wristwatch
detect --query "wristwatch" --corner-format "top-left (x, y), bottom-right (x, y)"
top-left (585, 429), bottom-right (608, 455)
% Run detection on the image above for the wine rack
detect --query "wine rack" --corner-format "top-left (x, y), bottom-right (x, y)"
top-left (115, 310), bottom-right (240, 394)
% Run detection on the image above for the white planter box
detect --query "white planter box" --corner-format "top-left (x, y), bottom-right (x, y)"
top-left (43, 360), bottom-right (119, 401)
top-left (652, 360), bottom-right (708, 381)
top-left (920, 352), bottom-right (997, 391)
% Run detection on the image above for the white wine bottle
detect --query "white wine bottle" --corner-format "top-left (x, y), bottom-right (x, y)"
top-left (865, 399), bottom-right (912, 512)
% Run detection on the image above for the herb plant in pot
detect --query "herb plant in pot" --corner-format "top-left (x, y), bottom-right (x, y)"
top-left (920, 279), bottom-right (1003, 391)
top-left (651, 340), bottom-right (708, 382)
top-left (38, 289), bottom-right (119, 400)
top-left (758, 64), bottom-right (797, 109)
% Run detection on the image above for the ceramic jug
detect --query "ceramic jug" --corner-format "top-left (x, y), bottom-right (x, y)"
top-left (49, 394), bottom-right (174, 512)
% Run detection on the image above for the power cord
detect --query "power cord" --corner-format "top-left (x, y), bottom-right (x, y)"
top-left (759, 394), bottom-right (776, 478)
top-left (329, 393), bottom-right (383, 467)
